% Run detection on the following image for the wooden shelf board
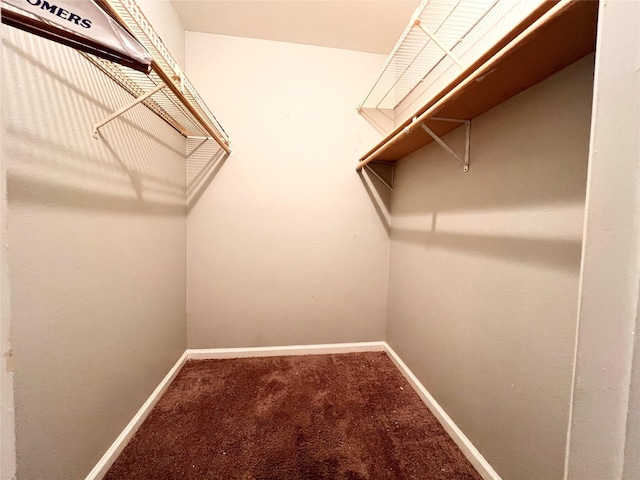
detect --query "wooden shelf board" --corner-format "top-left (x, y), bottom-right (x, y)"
top-left (363, 0), bottom-right (598, 163)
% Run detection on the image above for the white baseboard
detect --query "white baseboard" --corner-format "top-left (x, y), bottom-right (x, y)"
top-left (87, 341), bottom-right (499, 480)
top-left (186, 341), bottom-right (386, 360)
top-left (383, 343), bottom-right (501, 480)
top-left (84, 351), bottom-right (189, 480)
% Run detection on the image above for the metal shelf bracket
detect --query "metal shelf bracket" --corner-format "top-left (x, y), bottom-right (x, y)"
top-left (414, 20), bottom-right (466, 70)
top-left (92, 82), bottom-right (166, 139)
top-left (364, 161), bottom-right (394, 191)
top-left (421, 117), bottom-right (471, 172)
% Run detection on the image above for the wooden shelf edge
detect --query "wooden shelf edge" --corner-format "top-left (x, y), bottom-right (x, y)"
top-left (359, 0), bottom-right (598, 164)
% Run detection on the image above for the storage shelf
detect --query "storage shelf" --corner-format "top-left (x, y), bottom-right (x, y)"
top-left (1, 0), bottom-right (230, 152)
top-left (359, 0), bottom-right (498, 111)
top-left (88, 0), bottom-right (230, 152)
top-left (357, 0), bottom-right (598, 167)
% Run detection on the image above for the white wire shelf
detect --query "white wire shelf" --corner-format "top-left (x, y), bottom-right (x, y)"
top-left (359, 0), bottom-right (498, 112)
top-left (356, 0), bottom-right (598, 168)
top-left (85, 0), bottom-right (230, 152)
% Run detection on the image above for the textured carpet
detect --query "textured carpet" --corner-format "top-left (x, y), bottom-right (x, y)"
top-left (105, 352), bottom-right (482, 479)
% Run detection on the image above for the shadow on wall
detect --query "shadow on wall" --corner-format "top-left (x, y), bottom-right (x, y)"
top-left (394, 114), bottom-right (588, 213)
top-left (388, 81), bottom-right (590, 271)
top-left (2, 29), bottom-right (186, 215)
top-left (358, 166), bottom-right (392, 234)
top-left (186, 137), bottom-right (228, 212)
top-left (393, 222), bottom-right (582, 273)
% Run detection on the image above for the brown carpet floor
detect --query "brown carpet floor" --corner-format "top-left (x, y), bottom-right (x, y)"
top-left (105, 352), bottom-right (482, 479)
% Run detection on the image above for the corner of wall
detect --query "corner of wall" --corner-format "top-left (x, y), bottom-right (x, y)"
top-left (136, 0), bottom-right (186, 67)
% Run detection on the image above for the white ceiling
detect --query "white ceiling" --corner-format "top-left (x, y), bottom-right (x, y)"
top-left (170, 0), bottom-right (421, 55)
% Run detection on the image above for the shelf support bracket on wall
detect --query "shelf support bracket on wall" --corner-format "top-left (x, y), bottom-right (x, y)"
top-left (414, 20), bottom-right (466, 69)
top-left (364, 161), bottom-right (394, 191)
top-left (421, 117), bottom-right (470, 172)
top-left (92, 82), bottom-right (167, 139)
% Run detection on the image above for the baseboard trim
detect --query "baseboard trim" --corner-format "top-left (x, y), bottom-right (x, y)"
top-left (87, 341), bottom-right (499, 480)
top-left (186, 341), bottom-right (387, 360)
top-left (383, 343), bottom-right (501, 480)
top-left (84, 351), bottom-right (189, 480)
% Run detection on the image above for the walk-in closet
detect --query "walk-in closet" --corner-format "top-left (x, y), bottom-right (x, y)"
top-left (1, 0), bottom-right (638, 478)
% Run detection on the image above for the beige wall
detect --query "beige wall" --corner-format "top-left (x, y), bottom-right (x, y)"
top-left (185, 33), bottom-right (390, 348)
top-left (386, 56), bottom-right (594, 479)
top-left (1, 23), bottom-right (187, 480)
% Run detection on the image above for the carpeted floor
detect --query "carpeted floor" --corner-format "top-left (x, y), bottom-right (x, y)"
top-left (105, 352), bottom-right (482, 479)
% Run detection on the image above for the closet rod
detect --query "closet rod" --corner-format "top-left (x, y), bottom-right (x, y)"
top-left (152, 62), bottom-right (231, 155)
top-left (96, 0), bottom-right (231, 155)
top-left (356, 0), bottom-right (576, 172)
